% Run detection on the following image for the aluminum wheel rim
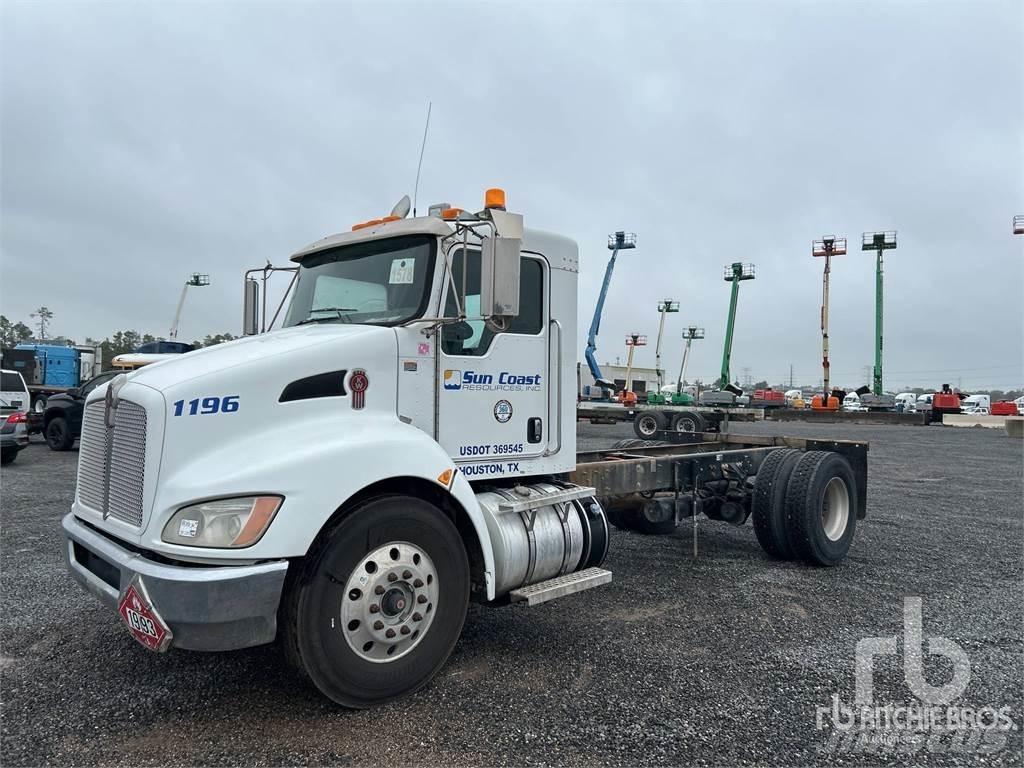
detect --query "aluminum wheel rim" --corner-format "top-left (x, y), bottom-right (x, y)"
top-left (340, 541), bottom-right (439, 663)
top-left (638, 415), bottom-right (659, 436)
top-left (822, 477), bottom-right (850, 542)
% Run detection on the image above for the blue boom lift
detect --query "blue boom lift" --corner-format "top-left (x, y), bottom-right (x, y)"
top-left (584, 231), bottom-right (636, 398)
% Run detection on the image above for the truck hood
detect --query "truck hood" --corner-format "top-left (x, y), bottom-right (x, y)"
top-left (124, 324), bottom-right (392, 392)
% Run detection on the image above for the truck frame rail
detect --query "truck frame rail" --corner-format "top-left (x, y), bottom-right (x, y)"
top-left (571, 430), bottom-right (868, 520)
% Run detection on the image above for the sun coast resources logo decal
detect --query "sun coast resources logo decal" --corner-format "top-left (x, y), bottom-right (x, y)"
top-left (443, 370), bottom-right (541, 392)
top-left (493, 400), bottom-right (513, 423)
top-left (349, 369), bottom-right (369, 409)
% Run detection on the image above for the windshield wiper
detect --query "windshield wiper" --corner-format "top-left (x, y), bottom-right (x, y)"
top-left (296, 307), bottom-right (358, 325)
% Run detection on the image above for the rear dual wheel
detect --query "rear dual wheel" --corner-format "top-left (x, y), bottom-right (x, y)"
top-left (752, 449), bottom-right (857, 566)
top-left (283, 496), bottom-right (470, 708)
top-left (785, 451), bottom-right (857, 566)
top-left (633, 411), bottom-right (666, 439)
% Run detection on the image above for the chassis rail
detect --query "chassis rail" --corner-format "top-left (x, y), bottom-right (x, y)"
top-left (571, 431), bottom-right (868, 519)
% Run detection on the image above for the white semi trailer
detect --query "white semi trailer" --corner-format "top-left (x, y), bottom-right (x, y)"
top-left (62, 189), bottom-right (869, 707)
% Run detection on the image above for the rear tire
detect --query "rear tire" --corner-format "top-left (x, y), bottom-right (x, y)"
top-left (784, 451), bottom-right (858, 566)
top-left (282, 495), bottom-right (470, 708)
top-left (633, 411), bottom-right (667, 439)
top-left (0, 447), bottom-right (17, 466)
top-left (751, 449), bottom-right (801, 559)
top-left (45, 417), bottom-right (74, 451)
top-left (670, 410), bottom-right (706, 433)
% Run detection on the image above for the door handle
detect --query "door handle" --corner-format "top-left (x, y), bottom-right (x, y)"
top-left (527, 417), bottom-right (543, 444)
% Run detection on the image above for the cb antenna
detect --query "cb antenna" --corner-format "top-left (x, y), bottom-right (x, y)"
top-left (412, 101), bottom-right (432, 217)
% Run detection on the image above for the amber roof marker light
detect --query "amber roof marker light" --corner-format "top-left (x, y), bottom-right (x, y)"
top-left (484, 188), bottom-right (506, 211)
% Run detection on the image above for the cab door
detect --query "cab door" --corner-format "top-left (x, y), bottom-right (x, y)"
top-left (436, 248), bottom-right (548, 468)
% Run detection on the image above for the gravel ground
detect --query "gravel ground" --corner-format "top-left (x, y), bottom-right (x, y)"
top-left (2, 422), bottom-right (1022, 767)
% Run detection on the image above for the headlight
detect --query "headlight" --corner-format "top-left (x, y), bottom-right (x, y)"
top-left (161, 496), bottom-right (282, 548)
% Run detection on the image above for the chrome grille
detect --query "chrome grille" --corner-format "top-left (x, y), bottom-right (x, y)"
top-left (107, 401), bottom-right (147, 526)
top-left (75, 398), bottom-right (148, 527)
top-left (77, 402), bottom-right (108, 510)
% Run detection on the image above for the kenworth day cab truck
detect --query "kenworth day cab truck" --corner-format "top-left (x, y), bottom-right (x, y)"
top-left (62, 189), bottom-right (869, 708)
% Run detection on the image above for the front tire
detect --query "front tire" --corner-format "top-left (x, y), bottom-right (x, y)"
top-left (45, 417), bottom-right (74, 451)
top-left (283, 495), bottom-right (470, 708)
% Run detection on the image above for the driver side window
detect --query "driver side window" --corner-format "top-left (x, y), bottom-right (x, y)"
top-left (441, 251), bottom-right (543, 356)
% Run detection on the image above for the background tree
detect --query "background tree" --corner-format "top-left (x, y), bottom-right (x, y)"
top-left (191, 333), bottom-right (236, 347)
top-left (30, 307), bottom-right (53, 340)
top-left (0, 316), bottom-right (35, 348)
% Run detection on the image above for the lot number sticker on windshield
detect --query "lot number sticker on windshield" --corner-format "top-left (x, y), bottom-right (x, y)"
top-left (389, 258), bottom-right (415, 285)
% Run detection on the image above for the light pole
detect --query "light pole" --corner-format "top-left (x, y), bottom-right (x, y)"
top-left (812, 236), bottom-right (847, 400)
top-left (861, 232), bottom-right (897, 396)
top-left (654, 299), bottom-right (679, 389)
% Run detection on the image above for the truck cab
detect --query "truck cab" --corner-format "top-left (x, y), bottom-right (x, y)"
top-left (61, 190), bottom-right (607, 707)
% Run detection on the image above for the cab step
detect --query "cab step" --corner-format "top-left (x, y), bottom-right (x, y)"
top-left (509, 567), bottom-right (612, 606)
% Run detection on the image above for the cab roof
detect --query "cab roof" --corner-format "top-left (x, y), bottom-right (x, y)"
top-left (290, 216), bottom-right (578, 272)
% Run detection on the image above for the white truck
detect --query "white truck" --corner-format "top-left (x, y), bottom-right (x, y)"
top-left (62, 189), bottom-right (869, 707)
top-left (959, 394), bottom-right (991, 414)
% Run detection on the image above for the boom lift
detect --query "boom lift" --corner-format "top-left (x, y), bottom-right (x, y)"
top-left (168, 273), bottom-right (210, 340)
top-left (810, 237), bottom-right (845, 411)
top-left (584, 231), bottom-right (636, 398)
top-left (648, 325), bottom-right (701, 406)
top-left (701, 263), bottom-right (755, 406)
top-left (858, 231), bottom-right (897, 410)
top-left (618, 333), bottom-right (647, 406)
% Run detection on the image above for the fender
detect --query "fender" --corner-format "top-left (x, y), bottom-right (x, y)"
top-left (144, 411), bottom-right (497, 599)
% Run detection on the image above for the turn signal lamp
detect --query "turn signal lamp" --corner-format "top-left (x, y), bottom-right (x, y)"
top-left (484, 188), bottom-right (506, 210)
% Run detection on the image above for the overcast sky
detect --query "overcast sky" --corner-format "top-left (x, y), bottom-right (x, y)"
top-left (2, 1), bottom-right (1022, 390)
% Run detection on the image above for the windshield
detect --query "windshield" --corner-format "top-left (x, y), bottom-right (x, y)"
top-left (283, 235), bottom-right (437, 328)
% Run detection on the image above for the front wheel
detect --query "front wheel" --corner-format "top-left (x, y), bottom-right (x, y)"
top-left (45, 417), bottom-right (74, 451)
top-left (282, 495), bottom-right (470, 708)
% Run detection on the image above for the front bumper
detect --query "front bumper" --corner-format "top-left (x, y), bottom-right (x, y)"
top-left (62, 513), bottom-right (289, 651)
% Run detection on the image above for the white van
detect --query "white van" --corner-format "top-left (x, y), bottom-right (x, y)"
top-left (916, 393), bottom-right (933, 413)
top-left (842, 392), bottom-right (867, 412)
top-left (0, 369), bottom-right (30, 416)
top-left (894, 393), bottom-right (917, 413)
top-left (960, 394), bottom-right (991, 414)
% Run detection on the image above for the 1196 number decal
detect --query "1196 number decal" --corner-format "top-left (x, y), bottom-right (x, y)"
top-left (173, 396), bottom-right (240, 416)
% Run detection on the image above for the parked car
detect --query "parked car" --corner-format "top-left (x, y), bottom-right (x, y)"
top-left (0, 368), bottom-right (41, 435)
top-left (42, 370), bottom-right (123, 451)
top-left (1, 368), bottom-right (30, 416)
top-left (1, 411), bottom-right (29, 465)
